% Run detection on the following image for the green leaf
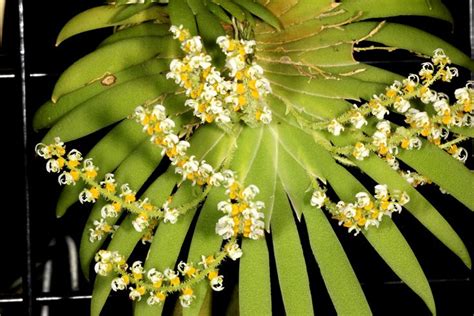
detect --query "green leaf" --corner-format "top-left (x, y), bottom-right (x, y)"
top-left (268, 85), bottom-right (351, 119)
top-left (56, 5), bottom-right (167, 45)
top-left (228, 126), bottom-right (264, 178)
top-left (365, 22), bottom-right (474, 71)
top-left (132, 182), bottom-right (199, 316)
top-left (303, 205), bottom-right (371, 315)
top-left (45, 75), bottom-right (176, 143)
top-left (110, 3), bottom-right (155, 23)
top-left (258, 21), bottom-right (378, 52)
top-left (91, 216), bottom-right (144, 316)
top-left (180, 189), bottom-right (226, 316)
top-left (91, 170), bottom-right (180, 316)
top-left (310, 147), bottom-right (435, 314)
top-left (211, 0), bottom-right (246, 21)
top-left (34, 58), bottom-right (170, 130)
top-left (79, 139), bottom-right (165, 278)
top-left (206, 1), bottom-right (232, 24)
top-left (195, 7), bottom-right (226, 65)
top-left (239, 238), bottom-right (272, 316)
top-left (55, 120), bottom-right (146, 217)
top-left (351, 154), bottom-right (471, 268)
top-left (398, 142), bottom-right (474, 210)
top-left (276, 140), bottom-right (314, 219)
top-left (169, 0), bottom-right (198, 35)
top-left (263, 0), bottom-right (298, 17)
top-left (271, 181), bottom-right (313, 315)
top-left (233, 0), bottom-right (282, 30)
top-left (330, 0), bottom-right (452, 23)
top-left (52, 36), bottom-right (179, 101)
top-left (269, 121), bottom-right (326, 182)
top-left (243, 127), bottom-right (278, 229)
top-left (257, 43), bottom-right (356, 68)
top-left (277, 0), bottom-right (335, 26)
top-left (99, 23), bottom-right (171, 47)
top-left (265, 72), bottom-right (384, 102)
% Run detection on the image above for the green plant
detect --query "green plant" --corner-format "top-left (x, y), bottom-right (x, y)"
top-left (34, 0), bottom-right (473, 315)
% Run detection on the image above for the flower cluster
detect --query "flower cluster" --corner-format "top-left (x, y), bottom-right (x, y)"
top-left (135, 104), bottom-right (266, 240)
top-left (166, 25), bottom-right (272, 127)
top-left (311, 184), bottom-right (410, 235)
top-left (287, 49), bottom-right (472, 189)
top-left (94, 239), bottom-right (242, 307)
top-left (215, 184), bottom-right (265, 240)
top-left (35, 138), bottom-right (176, 243)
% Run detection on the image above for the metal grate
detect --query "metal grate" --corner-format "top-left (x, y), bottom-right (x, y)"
top-left (0, 0), bottom-right (472, 315)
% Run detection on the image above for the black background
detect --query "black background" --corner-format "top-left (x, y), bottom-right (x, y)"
top-left (0, 0), bottom-right (473, 315)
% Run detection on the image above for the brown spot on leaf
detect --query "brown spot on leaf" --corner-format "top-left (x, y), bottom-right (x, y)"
top-left (101, 74), bottom-right (116, 86)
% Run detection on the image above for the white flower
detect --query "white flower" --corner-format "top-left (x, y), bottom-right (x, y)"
top-left (209, 273), bottom-right (224, 291)
top-left (406, 109), bottom-right (430, 128)
top-left (372, 131), bottom-right (387, 147)
top-left (164, 268), bottom-right (179, 281)
top-left (132, 214), bottom-right (149, 232)
top-left (350, 111), bottom-right (368, 129)
top-left (394, 98), bottom-right (411, 113)
top-left (432, 98), bottom-right (450, 116)
top-left (226, 56), bottom-right (246, 77)
top-left (101, 204), bottom-right (118, 218)
top-left (159, 118), bottom-right (176, 134)
top-left (454, 86), bottom-right (471, 105)
top-left (179, 289), bottom-right (195, 308)
top-left (248, 219), bottom-right (265, 240)
top-left (242, 184), bottom-right (259, 200)
top-left (450, 146), bottom-right (468, 163)
top-left (342, 203), bottom-right (357, 218)
top-left (94, 262), bottom-right (112, 276)
top-left (259, 106), bottom-right (273, 124)
top-left (310, 190), bottom-right (326, 208)
top-left (217, 201), bottom-right (233, 214)
top-left (371, 103), bottom-right (389, 120)
top-left (355, 192), bottom-right (371, 208)
top-left (248, 63), bottom-right (264, 79)
top-left (79, 187), bottom-right (100, 203)
top-left (163, 205), bottom-right (179, 224)
top-left (374, 184), bottom-right (389, 200)
top-left (129, 286), bottom-right (145, 301)
top-left (147, 268), bottom-right (163, 284)
top-left (111, 276), bottom-right (128, 291)
top-left (432, 48), bottom-right (450, 65)
top-left (376, 120), bottom-right (391, 134)
top-left (419, 88), bottom-right (437, 104)
top-left (67, 149), bottom-right (83, 164)
top-left (58, 171), bottom-right (75, 185)
top-left (419, 62), bottom-right (434, 80)
top-left (215, 215), bottom-right (235, 240)
top-left (209, 172), bottom-right (225, 186)
top-left (147, 291), bottom-right (166, 305)
top-left (35, 143), bottom-right (52, 159)
top-left (352, 142), bottom-right (370, 160)
top-left (221, 170), bottom-right (235, 187)
top-left (225, 242), bottom-right (243, 261)
top-left (182, 36), bottom-right (203, 53)
top-left (46, 159), bottom-right (61, 173)
top-left (328, 119), bottom-right (344, 136)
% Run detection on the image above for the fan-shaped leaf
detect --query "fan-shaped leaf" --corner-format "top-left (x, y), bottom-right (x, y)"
top-left (56, 5), bottom-right (167, 45)
top-left (303, 205), bottom-right (371, 315)
top-left (52, 37), bottom-right (179, 101)
top-left (239, 238), bottom-right (272, 316)
top-left (311, 147), bottom-right (436, 314)
top-left (79, 139), bottom-right (165, 278)
top-left (398, 142), bottom-right (474, 211)
top-left (34, 58), bottom-right (170, 130)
